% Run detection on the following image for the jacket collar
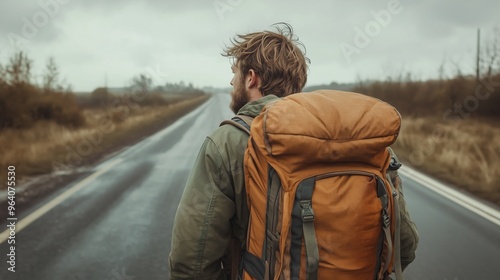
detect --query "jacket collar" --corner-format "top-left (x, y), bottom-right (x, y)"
top-left (237, 94), bottom-right (280, 118)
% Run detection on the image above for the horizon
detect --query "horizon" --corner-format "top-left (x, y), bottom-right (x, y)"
top-left (1, 0), bottom-right (498, 91)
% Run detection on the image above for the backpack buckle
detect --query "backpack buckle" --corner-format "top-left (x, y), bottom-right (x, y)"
top-left (388, 157), bottom-right (402, 170)
top-left (300, 200), bottom-right (315, 222)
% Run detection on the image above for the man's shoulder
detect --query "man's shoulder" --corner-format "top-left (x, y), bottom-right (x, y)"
top-left (206, 122), bottom-right (249, 157)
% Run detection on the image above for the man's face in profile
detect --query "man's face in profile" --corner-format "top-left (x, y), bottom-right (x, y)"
top-left (229, 64), bottom-right (249, 114)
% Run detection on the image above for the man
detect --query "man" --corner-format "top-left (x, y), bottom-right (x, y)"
top-left (169, 23), bottom-right (418, 279)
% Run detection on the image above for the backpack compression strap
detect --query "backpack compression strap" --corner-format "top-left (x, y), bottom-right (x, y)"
top-left (297, 177), bottom-right (320, 280)
top-left (220, 115), bottom-right (254, 135)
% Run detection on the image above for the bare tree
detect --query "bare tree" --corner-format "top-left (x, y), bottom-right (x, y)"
top-left (446, 58), bottom-right (466, 107)
top-left (43, 56), bottom-right (60, 93)
top-left (437, 56), bottom-right (449, 85)
top-left (133, 73), bottom-right (152, 95)
top-left (481, 27), bottom-right (500, 78)
top-left (6, 51), bottom-right (32, 85)
top-left (0, 61), bottom-right (5, 88)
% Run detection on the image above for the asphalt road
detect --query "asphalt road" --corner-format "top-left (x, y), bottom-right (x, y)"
top-left (1, 93), bottom-right (499, 280)
top-left (401, 168), bottom-right (500, 280)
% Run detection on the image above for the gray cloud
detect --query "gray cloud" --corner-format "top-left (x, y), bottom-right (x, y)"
top-left (0, 0), bottom-right (498, 91)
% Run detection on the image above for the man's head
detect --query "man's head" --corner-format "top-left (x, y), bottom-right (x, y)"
top-left (223, 23), bottom-right (310, 113)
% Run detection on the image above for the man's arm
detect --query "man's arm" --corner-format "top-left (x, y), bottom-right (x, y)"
top-left (388, 150), bottom-right (419, 271)
top-left (393, 170), bottom-right (419, 270)
top-left (169, 137), bottom-right (235, 280)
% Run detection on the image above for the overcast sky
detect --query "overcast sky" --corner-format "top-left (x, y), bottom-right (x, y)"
top-left (0, 0), bottom-right (498, 92)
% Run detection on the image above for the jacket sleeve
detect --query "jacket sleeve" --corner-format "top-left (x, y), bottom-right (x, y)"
top-left (387, 150), bottom-right (419, 271)
top-left (169, 137), bottom-right (235, 280)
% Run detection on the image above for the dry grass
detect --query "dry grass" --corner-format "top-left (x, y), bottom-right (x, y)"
top-left (393, 117), bottom-right (500, 205)
top-left (0, 95), bottom-right (209, 186)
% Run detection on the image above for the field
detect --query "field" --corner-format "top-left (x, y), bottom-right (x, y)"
top-left (0, 93), bottom-right (210, 186)
top-left (0, 51), bottom-right (211, 188)
top-left (354, 73), bottom-right (500, 205)
top-left (2, 51), bottom-right (499, 206)
top-left (393, 117), bottom-right (500, 205)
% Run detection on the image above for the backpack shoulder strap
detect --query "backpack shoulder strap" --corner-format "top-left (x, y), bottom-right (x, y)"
top-left (220, 115), bottom-right (254, 280)
top-left (220, 115), bottom-right (254, 135)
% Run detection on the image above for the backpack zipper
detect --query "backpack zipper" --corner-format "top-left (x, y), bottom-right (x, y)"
top-left (315, 170), bottom-right (378, 180)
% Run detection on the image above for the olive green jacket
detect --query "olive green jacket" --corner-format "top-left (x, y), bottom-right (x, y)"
top-left (169, 95), bottom-right (419, 279)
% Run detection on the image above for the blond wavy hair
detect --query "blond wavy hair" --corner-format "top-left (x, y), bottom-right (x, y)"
top-left (222, 23), bottom-right (310, 97)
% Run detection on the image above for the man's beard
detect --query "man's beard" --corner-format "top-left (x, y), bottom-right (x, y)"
top-left (230, 86), bottom-right (249, 114)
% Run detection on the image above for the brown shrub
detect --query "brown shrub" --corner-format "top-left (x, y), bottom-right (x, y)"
top-left (0, 85), bottom-right (85, 130)
top-left (0, 52), bottom-right (86, 130)
top-left (354, 73), bottom-right (500, 119)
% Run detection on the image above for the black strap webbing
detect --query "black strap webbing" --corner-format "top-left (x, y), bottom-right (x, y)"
top-left (264, 167), bottom-right (281, 277)
top-left (242, 251), bottom-right (265, 280)
top-left (377, 177), bottom-right (394, 279)
top-left (291, 177), bottom-right (319, 280)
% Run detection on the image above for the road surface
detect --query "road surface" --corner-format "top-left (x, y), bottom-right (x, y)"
top-left (1, 93), bottom-right (499, 280)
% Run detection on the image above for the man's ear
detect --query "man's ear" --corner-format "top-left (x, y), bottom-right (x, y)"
top-left (245, 69), bottom-right (261, 90)
top-left (245, 69), bottom-right (264, 100)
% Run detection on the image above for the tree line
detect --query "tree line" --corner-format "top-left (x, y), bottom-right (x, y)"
top-left (355, 27), bottom-right (500, 119)
top-left (0, 52), bottom-right (205, 130)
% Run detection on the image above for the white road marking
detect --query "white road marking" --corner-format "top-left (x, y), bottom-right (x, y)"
top-left (0, 158), bottom-right (124, 244)
top-left (400, 165), bottom-right (500, 227)
top-left (0, 96), bottom-right (216, 245)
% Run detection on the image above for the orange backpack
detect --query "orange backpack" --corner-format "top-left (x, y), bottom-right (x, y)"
top-left (223, 90), bottom-right (403, 280)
